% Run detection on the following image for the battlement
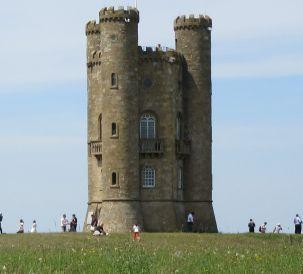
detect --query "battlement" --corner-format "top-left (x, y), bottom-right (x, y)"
top-left (99, 6), bottom-right (139, 23)
top-left (138, 46), bottom-right (181, 64)
top-left (174, 15), bottom-right (212, 31)
top-left (86, 20), bottom-right (100, 35)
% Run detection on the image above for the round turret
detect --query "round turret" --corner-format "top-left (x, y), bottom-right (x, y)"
top-left (99, 6), bottom-right (139, 23)
top-left (97, 6), bottom-right (142, 232)
top-left (174, 14), bottom-right (217, 232)
top-left (174, 15), bottom-right (212, 30)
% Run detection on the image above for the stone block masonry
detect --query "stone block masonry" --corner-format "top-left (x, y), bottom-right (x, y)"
top-left (85, 6), bottom-right (217, 233)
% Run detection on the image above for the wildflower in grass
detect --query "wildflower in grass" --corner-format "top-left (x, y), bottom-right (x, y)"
top-left (72, 248), bottom-right (76, 253)
top-left (3, 265), bottom-right (6, 270)
top-left (38, 257), bottom-right (43, 262)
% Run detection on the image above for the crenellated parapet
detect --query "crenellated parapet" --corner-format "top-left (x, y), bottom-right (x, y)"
top-left (138, 46), bottom-right (182, 64)
top-left (87, 51), bottom-right (102, 69)
top-left (174, 15), bottom-right (212, 31)
top-left (86, 20), bottom-right (101, 35)
top-left (99, 6), bottom-right (139, 23)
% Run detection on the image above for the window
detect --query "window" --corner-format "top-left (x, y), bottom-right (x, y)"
top-left (176, 112), bottom-right (182, 140)
top-left (111, 73), bottom-right (118, 88)
top-left (140, 114), bottom-right (156, 139)
top-left (111, 123), bottom-right (117, 137)
top-left (142, 166), bottom-right (155, 188)
top-left (98, 114), bottom-right (102, 140)
top-left (111, 172), bottom-right (117, 186)
top-left (178, 167), bottom-right (183, 189)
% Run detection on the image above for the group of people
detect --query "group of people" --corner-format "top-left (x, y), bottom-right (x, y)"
top-left (0, 213), bottom-right (78, 234)
top-left (248, 220), bottom-right (283, 234)
top-left (248, 214), bottom-right (303, 234)
top-left (89, 214), bottom-right (141, 240)
top-left (16, 219), bottom-right (37, 233)
top-left (60, 214), bottom-right (78, 232)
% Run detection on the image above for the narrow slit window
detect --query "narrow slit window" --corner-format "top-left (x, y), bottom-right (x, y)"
top-left (111, 73), bottom-right (118, 87)
top-left (98, 114), bottom-right (102, 140)
top-left (111, 123), bottom-right (117, 136)
top-left (112, 172), bottom-right (117, 186)
top-left (178, 167), bottom-right (183, 189)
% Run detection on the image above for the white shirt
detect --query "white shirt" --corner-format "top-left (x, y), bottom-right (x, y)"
top-left (294, 216), bottom-right (302, 225)
top-left (61, 217), bottom-right (69, 227)
top-left (273, 225), bottom-right (282, 233)
top-left (187, 213), bottom-right (194, 223)
top-left (132, 225), bottom-right (139, 233)
top-left (31, 223), bottom-right (37, 233)
top-left (19, 222), bottom-right (24, 231)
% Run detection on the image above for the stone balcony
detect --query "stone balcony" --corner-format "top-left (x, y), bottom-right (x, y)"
top-left (89, 140), bottom-right (102, 156)
top-left (176, 139), bottom-right (191, 156)
top-left (139, 139), bottom-right (164, 156)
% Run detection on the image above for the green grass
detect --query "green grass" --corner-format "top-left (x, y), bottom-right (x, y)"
top-left (0, 233), bottom-right (303, 273)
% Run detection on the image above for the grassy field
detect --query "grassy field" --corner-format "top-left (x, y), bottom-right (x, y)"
top-left (0, 233), bottom-right (303, 273)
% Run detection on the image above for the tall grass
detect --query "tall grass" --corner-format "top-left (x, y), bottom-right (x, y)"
top-left (0, 233), bottom-right (303, 273)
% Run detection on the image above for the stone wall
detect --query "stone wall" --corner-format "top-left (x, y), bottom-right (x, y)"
top-left (85, 8), bottom-right (217, 233)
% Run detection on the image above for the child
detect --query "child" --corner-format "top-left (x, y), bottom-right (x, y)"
top-left (132, 224), bottom-right (140, 241)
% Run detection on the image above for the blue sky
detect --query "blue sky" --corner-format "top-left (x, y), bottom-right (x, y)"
top-left (0, 0), bottom-right (302, 233)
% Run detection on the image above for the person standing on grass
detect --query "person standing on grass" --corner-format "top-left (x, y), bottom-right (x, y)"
top-left (70, 214), bottom-right (78, 232)
top-left (0, 212), bottom-right (3, 234)
top-left (187, 212), bottom-right (194, 232)
top-left (17, 219), bottom-right (24, 233)
top-left (132, 224), bottom-right (141, 241)
top-left (294, 214), bottom-right (302, 234)
top-left (259, 222), bottom-right (267, 233)
top-left (31, 220), bottom-right (37, 233)
top-left (248, 219), bottom-right (256, 233)
top-left (60, 214), bottom-right (69, 232)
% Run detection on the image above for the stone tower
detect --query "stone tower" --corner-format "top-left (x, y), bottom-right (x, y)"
top-left (174, 15), bottom-right (217, 232)
top-left (85, 6), bottom-right (217, 233)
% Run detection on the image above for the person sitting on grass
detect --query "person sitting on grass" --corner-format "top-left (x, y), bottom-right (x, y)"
top-left (132, 223), bottom-right (141, 241)
top-left (31, 220), bottom-right (37, 233)
top-left (90, 214), bottom-right (98, 232)
top-left (273, 223), bottom-right (282, 234)
top-left (93, 221), bottom-right (108, 236)
top-left (17, 219), bottom-right (24, 233)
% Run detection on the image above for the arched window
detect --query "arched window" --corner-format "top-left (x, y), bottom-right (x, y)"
top-left (111, 73), bottom-right (118, 87)
top-left (98, 114), bottom-right (102, 140)
top-left (140, 114), bottom-right (156, 139)
top-left (142, 166), bottom-right (156, 188)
